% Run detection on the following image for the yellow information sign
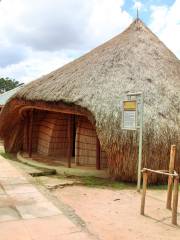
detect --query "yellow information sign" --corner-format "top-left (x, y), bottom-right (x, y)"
top-left (122, 100), bottom-right (137, 130)
top-left (123, 100), bottom-right (137, 111)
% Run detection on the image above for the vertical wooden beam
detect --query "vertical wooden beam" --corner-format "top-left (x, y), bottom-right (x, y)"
top-left (28, 109), bottom-right (34, 158)
top-left (75, 118), bottom-right (80, 166)
top-left (172, 177), bottom-right (179, 225)
top-left (72, 115), bottom-right (75, 157)
top-left (26, 112), bottom-right (30, 152)
top-left (166, 176), bottom-right (173, 209)
top-left (166, 145), bottom-right (176, 209)
top-left (67, 115), bottom-right (72, 168)
top-left (169, 145), bottom-right (176, 172)
top-left (96, 137), bottom-right (101, 170)
top-left (141, 171), bottom-right (148, 215)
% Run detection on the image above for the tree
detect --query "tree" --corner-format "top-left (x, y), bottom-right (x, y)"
top-left (0, 77), bottom-right (23, 93)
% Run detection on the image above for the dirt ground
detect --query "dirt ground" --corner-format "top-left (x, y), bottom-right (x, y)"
top-left (1, 152), bottom-right (179, 240)
top-left (53, 186), bottom-right (180, 240)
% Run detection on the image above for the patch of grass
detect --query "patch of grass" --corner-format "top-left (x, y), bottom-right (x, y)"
top-left (55, 174), bottom-right (171, 190)
top-left (56, 174), bottom-right (135, 190)
top-left (0, 152), bottom-right (15, 160)
top-left (80, 176), bottom-right (135, 189)
top-left (148, 184), bottom-right (168, 190)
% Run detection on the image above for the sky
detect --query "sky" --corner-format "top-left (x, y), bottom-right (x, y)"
top-left (0, 0), bottom-right (179, 83)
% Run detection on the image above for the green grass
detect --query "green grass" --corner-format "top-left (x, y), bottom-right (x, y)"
top-left (55, 174), bottom-right (136, 190)
top-left (80, 176), bottom-right (134, 189)
top-left (148, 184), bottom-right (170, 190)
top-left (0, 152), bottom-right (15, 160)
top-left (55, 174), bottom-right (171, 190)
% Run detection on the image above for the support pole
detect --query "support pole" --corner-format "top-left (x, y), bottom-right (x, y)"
top-left (172, 177), bottom-right (179, 225)
top-left (141, 171), bottom-right (148, 215)
top-left (96, 137), bottom-right (101, 170)
top-left (75, 119), bottom-right (80, 166)
top-left (25, 113), bottom-right (30, 152)
top-left (166, 145), bottom-right (176, 209)
top-left (67, 115), bottom-right (72, 168)
top-left (167, 176), bottom-right (173, 210)
top-left (28, 109), bottom-right (34, 158)
top-left (137, 93), bottom-right (143, 192)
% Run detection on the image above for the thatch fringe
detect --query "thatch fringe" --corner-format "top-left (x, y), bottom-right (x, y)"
top-left (106, 126), bottom-right (179, 183)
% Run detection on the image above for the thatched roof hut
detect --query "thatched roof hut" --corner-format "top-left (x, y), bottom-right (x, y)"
top-left (0, 19), bottom-right (179, 182)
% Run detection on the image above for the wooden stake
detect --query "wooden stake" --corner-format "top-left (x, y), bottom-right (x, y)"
top-left (167, 145), bottom-right (176, 209)
top-left (169, 145), bottom-right (176, 172)
top-left (67, 115), bottom-right (72, 168)
top-left (172, 177), bottom-right (179, 225)
top-left (167, 176), bottom-right (173, 210)
top-left (141, 171), bottom-right (148, 215)
top-left (96, 137), bottom-right (101, 170)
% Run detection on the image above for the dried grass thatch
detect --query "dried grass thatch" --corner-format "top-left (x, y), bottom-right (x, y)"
top-left (0, 19), bottom-right (179, 182)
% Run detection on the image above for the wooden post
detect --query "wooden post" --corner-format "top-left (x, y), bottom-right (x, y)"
top-left (167, 176), bottom-right (173, 209)
top-left (141, 171), bottom-right (148, 215)
top-left (28, 109), bottom-right (34, 158)
top-left (96, 137), bottom-right (101, 170)
top-left (75, 120), bottom-right (80, 166)
top-left (166, 145), bottom-right (176, 209)
top-left (169, 145), bottom-right (176, 172)
top-left (25, 113), bottom-right (30, 152)
top-left (172, 176), bottom-right (179, 225)
top-left (67, 115), bottom-right (72, 168)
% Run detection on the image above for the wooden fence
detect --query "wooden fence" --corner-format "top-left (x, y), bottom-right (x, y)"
top-left (140, 145), bottom-right (179, 225)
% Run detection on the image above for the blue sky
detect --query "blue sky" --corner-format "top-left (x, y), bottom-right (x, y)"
top-left (123, 0), bottom-right (175, 22)
top-left (0, 0), bottom-right (179, 83)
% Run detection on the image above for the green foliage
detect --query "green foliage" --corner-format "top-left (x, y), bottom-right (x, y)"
top-left (0, 77), bottom-right (23, 93)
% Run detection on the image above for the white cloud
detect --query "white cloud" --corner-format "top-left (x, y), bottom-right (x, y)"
top-left (133, 0), bottom-right (143, 11)
top-left (0, 0), bottom-right (132, 83)
top-left (0, 48), bottom-right (75, 82)
top-left (88, 0), bottom-right (132, 46)
top-left (0, 0), bottom-right (91, 51)
top-left (150, 0), bottom-right (180, 58)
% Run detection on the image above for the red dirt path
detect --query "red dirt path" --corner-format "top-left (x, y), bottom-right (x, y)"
top-left (53, 186), bottom-right (180, 240)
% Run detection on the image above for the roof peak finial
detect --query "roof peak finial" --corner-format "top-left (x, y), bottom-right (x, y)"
top-left (137, 8), bottom-right (139, 20)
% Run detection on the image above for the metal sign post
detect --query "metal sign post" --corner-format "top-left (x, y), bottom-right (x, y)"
top-left (122, 92), bottom-right (143, 192)
top-left (137, 93), bottom-right (143, 192)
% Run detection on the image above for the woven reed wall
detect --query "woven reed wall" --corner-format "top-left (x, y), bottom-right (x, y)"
top-left (48, 113), bottom-right (68, 157)
top-left (36, 112), bottom-right (54, 155)
top-left (21, 109), bottom-right (107, 168)
top-left (23, 110), bottom-right (44, 153)
top-left (5, 122), bottom-right (24, 152)
top-left (75, 116), bottom-right (107, 167)
top-left (36, 112), bottom-right (68, 156)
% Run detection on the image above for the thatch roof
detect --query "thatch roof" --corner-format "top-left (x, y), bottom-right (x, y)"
top-left (0, 85), bottom-right (24, 106)
top-left (0, 19), bottom-right (179, 181)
